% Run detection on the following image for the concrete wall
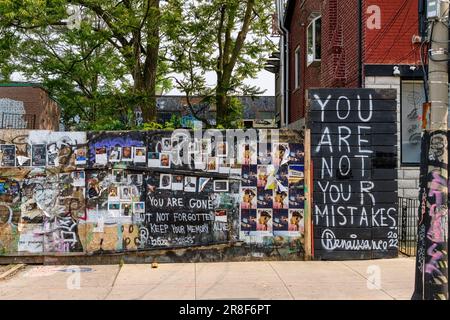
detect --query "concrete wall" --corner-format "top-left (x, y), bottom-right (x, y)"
top-left (0, 129), bottom-right (306, 262)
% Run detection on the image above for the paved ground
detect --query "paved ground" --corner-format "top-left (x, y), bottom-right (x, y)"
top-left (0, 258), bottom-right (415, 300)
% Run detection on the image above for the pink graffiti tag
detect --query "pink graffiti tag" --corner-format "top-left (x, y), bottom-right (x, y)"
top-left (425, 243), bottom-right (445, 279)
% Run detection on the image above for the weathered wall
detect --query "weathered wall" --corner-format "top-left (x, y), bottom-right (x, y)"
top-left (413, 130), bottom-right (448, 300)
top-left (0, 129), bottom-right (306, 262)
top-left (309, 88), bottom-right (399, 260)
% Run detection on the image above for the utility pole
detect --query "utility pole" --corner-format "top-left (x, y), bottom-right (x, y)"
top-left (413, 0), bottom-right (449, 300)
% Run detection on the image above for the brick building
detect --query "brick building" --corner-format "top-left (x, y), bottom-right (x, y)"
top-left (0, 83), bottom-right (60, 130)
top-left (274, 0), bottom-right (425, 199)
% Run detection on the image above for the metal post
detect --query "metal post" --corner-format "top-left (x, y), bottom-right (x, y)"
top-left (413, 0), bottom-right (449, 300)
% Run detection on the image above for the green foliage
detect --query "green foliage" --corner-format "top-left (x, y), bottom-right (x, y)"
top-left (164, 0), bottom-right (276, 128)
top-left (0, 0), bottom-right (274, 130)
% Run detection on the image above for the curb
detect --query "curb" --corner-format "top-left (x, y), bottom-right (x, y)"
top-left (0, 264), bottom-right (26, 280)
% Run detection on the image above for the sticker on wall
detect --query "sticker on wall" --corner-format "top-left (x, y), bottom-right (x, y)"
top-left (241, 209), bottom-right (257, 232)
top-left (109, 146), bottom-right (122, 163)
top-left (215, 209), bottom-right (227, 223)
top-left (122, 147), bottom-right (133, 162)
top-left (214, 180), bottom-right (229, 192)
top-left (71, 171), bottom-right (85, 187)
top-left (241, 187), bottom-right (257, 209)
top-left (32, 144), bottom-right (47, 167)
top-left (148, 152), bottom-right (160, 167)
top-left (160, 174), bottom-right (172, 190)
top-left (133, 202), bottom-right (145, 214)
top-left (172, 175), bottom-right (184, 191)
top-left (0, 144), bottom-right (16, 167)
top-left (133, 147), bottom-right (146, 163)
top-left (257, 189), bottom-right (273, 208)
top-left (256, 209), bottom-right (273, 233)
top-left (273, 190), bottom-right (288, 209)
top-left (75, 148), bottom-right (87, 165)
top-left (95, 147), bottom-right (108, 165)
top-left (184, 177), bottom-right (197, 192)
top-left (159, 152), bottom-right (171, 168)
top-left (120, 202), bottom-right (132, 216)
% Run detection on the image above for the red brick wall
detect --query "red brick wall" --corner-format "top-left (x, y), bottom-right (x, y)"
top-left (364, 0), bottom-right (420, 65)
top-left (288, 0), bottom-right (322, 124)
top-left (0, 86), bottom-right (60, 130)
top-left (321, 0), bottom-right (360, 88)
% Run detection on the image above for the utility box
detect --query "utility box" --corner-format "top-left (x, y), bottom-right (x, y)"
top-left (427, 0), bottom-right (441, 20)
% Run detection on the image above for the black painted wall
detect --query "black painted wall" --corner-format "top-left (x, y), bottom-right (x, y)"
top-left (309, 89), bottom-right (399, 260)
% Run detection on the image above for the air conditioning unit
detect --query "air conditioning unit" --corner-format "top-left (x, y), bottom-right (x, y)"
top-left (252, 119), bottom-right (277, 128)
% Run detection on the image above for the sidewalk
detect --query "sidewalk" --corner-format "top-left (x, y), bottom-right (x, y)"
top-left (0, 258), bottom-right (415, 300)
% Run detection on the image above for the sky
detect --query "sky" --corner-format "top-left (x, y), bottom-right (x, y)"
top-left (165, 70), bottom-right (275, 96)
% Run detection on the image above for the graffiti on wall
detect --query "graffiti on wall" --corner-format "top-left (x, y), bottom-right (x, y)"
top-left (309, 89), bottom-right (398, 260)
top-left (0, 129), bottom-right (305, 257)
top-left (412, 130), bottom-right (448, 300)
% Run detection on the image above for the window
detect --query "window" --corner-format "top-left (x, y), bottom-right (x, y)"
top-left (401, 81), bottom-right (425, 165)
top-left (295, 46), bottom-right (301, 89)
top-left (307, 16), bottom-right (321, 65)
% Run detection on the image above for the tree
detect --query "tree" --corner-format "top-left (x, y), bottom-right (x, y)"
top-left (0, 0), bottom-right (165, 127)
top-left (164, 0), bottom-right (276, 128)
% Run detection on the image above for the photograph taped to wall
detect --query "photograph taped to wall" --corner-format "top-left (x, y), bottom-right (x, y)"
top-left (289, 189), bottom-right (305, 208)
top-left (273, 190), bottom-right (288, 209)
top-left (217, 142), bottom-right (228, 157)
top-left (119, 186), bottom-right (133, 200)
top-left (257, 188), bottom-right (273, 208)
top-left (159, 152), bottom-right (171, 168)
top-left (133, 202), bottom-right (145, 214)
top-left (121, 147), bottom-right (133, 162)
top-left (127, 174), bottom-right (143, 185)
top-left (218, 157), bottom-right (230, 174)
top-left (75, 147), bottom-right (87, 165)
top-left (239, 143), bottom-right (257, 165)
top-left (273, 143), bottom-right (290, 166)
top-left (47, 144), bottom-right (58, 166)
top-left (256, 209), bottom-right (273, 233)
top-left (207, 156), bottom-right (219, 172)
top-left (214, 180), bottom-right (229, 192)
top-left (242, 165), bottom-right (257, 186)
top-left (199, 177), bottom-right (212, 192)
top-left (0, 144), bottom-right (16, 167)
top-left (160, 174), bottom-right (172, 190)
top-left (172, 175), bottom-right (184, 191)
top-left (289, 144), bottom-right (305, 164)
top-left (288, 209), bottom-right (304, 234)
top-left (162, 138), bottom-right (171, 151)
top-left (240, 209), bottom-right (257, 232)
top-left (120, 202), bottom-right (132, 216)
top-left (148, 152), bottom-right (160, 167)
top-left (108, 201), bottom-right (121, 216)
top-left (31, 144), bottom-right (47, 167)
top-left (257, 165), bottom-right (269, 188)
top-left (273, 209), bottom-right (289, 233)
top-left (133, 147), bottom-right (147, 163)
top-left (215, 209), bottom-right (227, 223)
top-left (194, 153), bottom-right (207, 170)
top-left (184, 176), bottom-right (197, 192)
top-left (95, 147), bottom-right (108, 165)
top-left (241, 187), bottom-right (257, 209)
top-left (276, 165), bottom-right (289, 187)
top-left (109, 146), bottom-right (122, 162)
top-left (111, 169), bottom-right (126, 183)
top-left (146, 174), bottom-right (159, 194)
top-left (257, 144), bottom-right (272, 165)
top-left (108, 186), bottom-right (119, 201)
top-left (71, 171), bottom-right (85, 187)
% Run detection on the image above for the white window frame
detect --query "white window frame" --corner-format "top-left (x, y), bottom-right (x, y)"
top-left (295, 46), bottom-right (301, 89)
top-left (307, 16), bottom-right (321, 66)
